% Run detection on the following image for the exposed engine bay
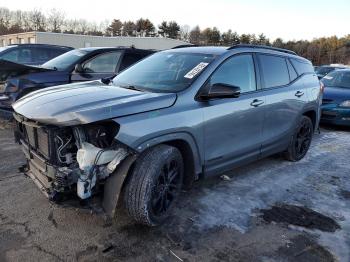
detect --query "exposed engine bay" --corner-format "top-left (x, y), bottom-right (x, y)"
top-left (13, 113), bottom-right (131, 204)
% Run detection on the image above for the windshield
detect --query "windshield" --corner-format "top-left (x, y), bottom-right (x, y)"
top-left (322, 71), bottom-right (350, 88)
top-left (112, 52), bottom-right (215, 92)
top-left (42, 49), bottom-right (88, 70)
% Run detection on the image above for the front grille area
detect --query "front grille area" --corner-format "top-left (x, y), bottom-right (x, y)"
top-left (14, 115), bottom-right (56, 163)
top-left (37, 128), bottom-right (50, 158)
top-left (23, 125), bottom-right (51, 159)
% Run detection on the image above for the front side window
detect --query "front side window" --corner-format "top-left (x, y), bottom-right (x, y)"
top-left (112, 52), bottom-right (215, 92)
top-left (259, 54), bottom-right (289, 88)
top-left (208, 54), bottom-right (257, 93)
top-left (42, 49), bottom-right (88, 71)
top-left (82, 52), bottom-right (122, 73)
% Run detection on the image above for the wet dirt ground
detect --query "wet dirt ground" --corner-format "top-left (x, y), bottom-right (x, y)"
top-left (0, 119), bottom-right (349, 262)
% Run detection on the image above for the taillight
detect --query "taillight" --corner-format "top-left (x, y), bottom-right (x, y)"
top-left (319, 81), bottom-right (325, 93)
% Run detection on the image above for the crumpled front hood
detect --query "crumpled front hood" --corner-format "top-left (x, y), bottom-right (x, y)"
top-left (0, 59), bottom-right (54, 83)
top-left (13, 81), bottom-right (177, 126)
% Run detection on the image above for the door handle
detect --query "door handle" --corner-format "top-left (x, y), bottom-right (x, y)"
top-left (295, 91), bottom-right (304, 97)
top-left (250, 99), bottom-right (264, 107)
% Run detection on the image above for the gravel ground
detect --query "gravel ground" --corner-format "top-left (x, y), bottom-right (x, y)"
top-left (0, 118), bottom-right (349, 262)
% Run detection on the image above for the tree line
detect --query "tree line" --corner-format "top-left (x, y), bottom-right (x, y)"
top-left (1, 7), bottom-right (350, 65)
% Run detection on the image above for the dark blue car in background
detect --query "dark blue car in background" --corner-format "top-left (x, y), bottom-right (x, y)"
top-left (0, 44), bottom-right (73, 66)
top-left (0, 47), bottom-right (155, 113)
top-left (321, 69), bottom-right (350, 126)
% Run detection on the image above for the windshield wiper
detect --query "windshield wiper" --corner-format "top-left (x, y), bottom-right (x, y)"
top-left (119, 85), bottom-right (145, 92)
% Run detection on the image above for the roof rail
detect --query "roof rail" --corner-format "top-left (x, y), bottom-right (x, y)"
top-left (171, 44), bottom-right (197, 49)
top-left (228, 44), bottom-right (297, 55)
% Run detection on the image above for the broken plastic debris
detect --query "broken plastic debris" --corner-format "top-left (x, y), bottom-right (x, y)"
top-left (220, 175), bottom-right (231, 181)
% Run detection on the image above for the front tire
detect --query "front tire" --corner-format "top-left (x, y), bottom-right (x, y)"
top-left (124, 145), bottom-right (184, 226)
top-left (284, 116), bottom-right (313, 161)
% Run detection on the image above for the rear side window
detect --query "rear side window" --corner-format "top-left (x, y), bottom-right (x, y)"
top-left (290, 59), bottom-right (314, 75)
top-left (259, 54), bottom-right (289, 88)
top-left (287, 59), bottom-right (298, 81)
top-left (119, 53), bottom-right (147, 71)
top-left (32, 47), bottom-right (51, 63)
top-left (49, 48), bottom-right (69, 58)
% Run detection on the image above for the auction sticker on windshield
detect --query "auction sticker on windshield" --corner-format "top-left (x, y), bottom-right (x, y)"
top-left (184, 62), bottom-right (209, 79)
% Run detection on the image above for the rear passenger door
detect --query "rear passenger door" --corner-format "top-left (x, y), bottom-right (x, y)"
top-left (257, 53), bottom-right (309, 157)
top-left (202, 54), bottom-right (266, 175)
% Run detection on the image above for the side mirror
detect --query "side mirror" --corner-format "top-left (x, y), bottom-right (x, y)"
top-left (199, 83), bottom-right (241, 100)
top-left (74, 63), bottom-right (84, 73)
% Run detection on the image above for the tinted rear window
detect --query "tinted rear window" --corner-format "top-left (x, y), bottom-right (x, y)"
top-left (291, 59), bottom-right (314, 75)
top-left (259, 54), bottom-right (289, 88)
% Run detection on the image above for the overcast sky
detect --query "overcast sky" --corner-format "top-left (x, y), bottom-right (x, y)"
top-left (2, 0), bottom-right (349, 40)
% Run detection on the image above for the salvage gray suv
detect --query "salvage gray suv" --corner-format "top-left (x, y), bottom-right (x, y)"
top-left (12, 45), bottom-right (321, 226)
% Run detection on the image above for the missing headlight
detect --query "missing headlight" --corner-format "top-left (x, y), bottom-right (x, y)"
top-left (84, 122), bottom-right (120, 148)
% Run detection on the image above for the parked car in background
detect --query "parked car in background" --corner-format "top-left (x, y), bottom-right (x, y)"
top-left (0, 44), bottom-right (73, 65)
top-left (0, 47), bottom-right (155, 112)
top-left (315, 65), bottom-right (347, 79)
top-left (12, 45), bottom-right (321, 226)
top-left (321, 69), bottom-right (350, 126)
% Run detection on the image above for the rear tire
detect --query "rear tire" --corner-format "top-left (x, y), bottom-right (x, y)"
top-left (284, 116), bottom-right (313, 161)
top-left (124, 145), bottom-right (184, 226)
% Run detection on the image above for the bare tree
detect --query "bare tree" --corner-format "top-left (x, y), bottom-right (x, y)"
top-left (29, 9), bottom-right (46, 31)
top-left (47, 9), bottom-right (65, 33)
top-left (76, 19), bottom-right (89, 34)
top-left (179, 24), bottom-right (190, 41)
top-left (189, 26), bottom-right (201, 45)
top-left (0, 8), bottom-right (11, 35)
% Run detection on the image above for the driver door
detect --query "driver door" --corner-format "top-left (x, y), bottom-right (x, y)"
top-left (70, 51), bottom-right (122, 82)
top-left (202, 54), bottom-right (266, 176)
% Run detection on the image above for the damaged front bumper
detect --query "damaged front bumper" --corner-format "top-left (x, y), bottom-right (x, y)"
top-left (14, 113), bottom-right (136, 216)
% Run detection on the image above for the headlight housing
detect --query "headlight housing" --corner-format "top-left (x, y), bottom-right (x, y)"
top-left (339, 100), bottom-right (350, 108)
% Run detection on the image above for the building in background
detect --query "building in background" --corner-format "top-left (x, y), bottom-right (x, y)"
top-left (0, 32), bottom-right (189, 50)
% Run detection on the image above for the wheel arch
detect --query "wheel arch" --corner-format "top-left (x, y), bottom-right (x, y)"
top-left (135, 132), bottom-right (202, 186)
top-left (302, 109), bottom-right (317, 131)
